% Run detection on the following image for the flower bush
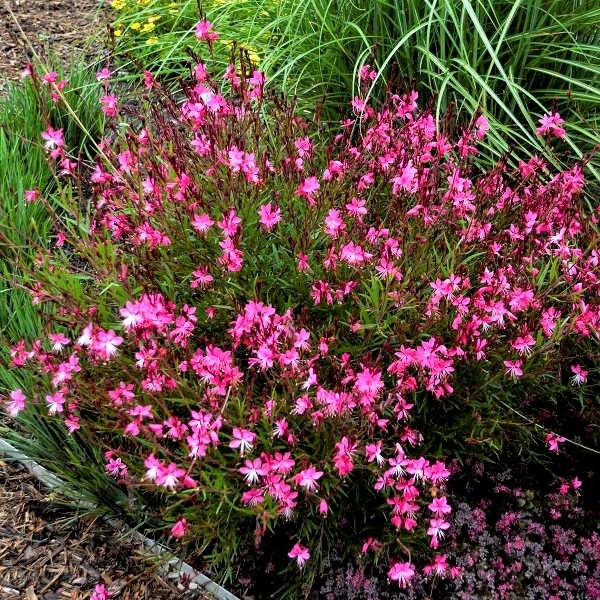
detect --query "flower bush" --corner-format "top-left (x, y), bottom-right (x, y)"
top-left (3, 26), bottom-right (599, 595)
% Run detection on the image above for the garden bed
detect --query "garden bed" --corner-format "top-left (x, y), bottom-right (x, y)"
top-left (1, 1), bottom-right (599, 598)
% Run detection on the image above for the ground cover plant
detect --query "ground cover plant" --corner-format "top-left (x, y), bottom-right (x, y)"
top-left (108, 0), bottom-right (600, 179)
top-left (1, 22), bottom-right (598, 596)
top-left (317, 464), bottom-right (600, 599)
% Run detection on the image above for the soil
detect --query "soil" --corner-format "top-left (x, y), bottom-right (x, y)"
top-left (0, 459), bottom-right (211, 599)
top-left (0, 0), bottom-right (103, 90)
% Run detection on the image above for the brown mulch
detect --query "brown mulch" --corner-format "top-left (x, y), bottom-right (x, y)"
top-left (0, 459), bottom-right (209, 599)
top-left (0, 0), bottom-right (102, 89)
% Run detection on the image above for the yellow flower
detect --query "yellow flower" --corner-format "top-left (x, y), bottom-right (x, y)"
top-left (111, 0), bottom-right (126, 10)
top-left (148, 15), bottom-right (161, 23)
top-left (147, 36), bottom-right (159, 45)
top-left (131, 21), bottom-right (141, 30)
top-left (114, 28), bottom-right (123, 37)
top-left (142, 22), bottom-right (156, 33)
top-left (246, 47), bottom-right (261, 64)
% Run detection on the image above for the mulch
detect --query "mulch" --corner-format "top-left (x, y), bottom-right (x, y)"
top-left (0, 0), bottom-right (103, 90)
top-left (0, 459), bottom-right (210, 599)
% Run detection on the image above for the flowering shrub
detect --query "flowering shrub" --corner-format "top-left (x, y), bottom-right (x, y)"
top-left (3, 26), bottom-right (599, 594)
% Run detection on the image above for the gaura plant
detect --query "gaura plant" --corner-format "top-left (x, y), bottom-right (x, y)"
top-left (3, 22), bottom-right (598, 596)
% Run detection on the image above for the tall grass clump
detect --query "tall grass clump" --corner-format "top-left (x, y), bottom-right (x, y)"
top-left (109, 0), bottom-right (600, 178)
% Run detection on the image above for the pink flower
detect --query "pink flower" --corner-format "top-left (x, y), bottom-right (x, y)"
top-left (360, 537), bottom-right (382, 554)
top-left (5, 389), bottom-right (26, 416)
top-left (428, 496), bottom-right (452, 516)
top-left (20, 64), bottom-right (33, 79)
top-left (41, 127), bottom-right (64, 151)
top-left (49, 332), bottom-right (70, 351)
top-left (96, 67), bottom-right (111, 82)
top-left (345, 196), bottom-right (367, 217)
top-left (288, 543), bottom-right (310, 568)
top-left (365, 441), bottom-right (384, 465)
top-left (42, 71), bottom-right (59, 85)
top-left (191, 213), bottom-right (214, 234)
top-left (258, 203), bottom-right (282, 230)
top-left (239, 458), bottom-right (268, 484)
top-left (297, 253), bottom-right (310, 271)
top-left (388, 561), bottom-right (415, 588)
top-left (324, 209), bottom-right (345, 238)
top-left (105, 456), bottom-right (127, 478)
top-left (156, 462), bottom-right (186, 489)
top-left (191, 267), bottom-right (214, 289)
top-left (143, 70), bottom-right (155, 89)
top-left (90, 584), bottom-right (111, 600)
top-left (24, 189), bottom-right (39, 202)
top-left (354, 367), bottom-right (384, 397)
top-left (229, 427), bottom-right (256, 456)
top-left (294, 466), bottom-right (324, 492)
top-left (46, 391), bottom-right (66, 415)
top-left (427, 517), bottom-right (450, 548)
top-left (570, 364), bottom-right (588, 385)
top-left (392, 161), bottom-right (417, 194)
top-left (143, 454), bottom-right (161, 482)
top-left (195, 20), bottom-right (219, 42)
top-left (423, 554), bottom-right (449, 577)
top-left (340, 241), bottom-right (372, 265)
top-left (100, 94), bottom-right (118, 118)
top-left (296, 176), bottom-right (320, 203)
top-left (536, 111), bottom-right (565, 139)
top-left (294, 136), bottom-right (312, 157)
top-left (319, 498), bottom-right (329, 516)
top-left (545, 432), bottom-right (566, 453)
top-left (504, 359), bottom-right (523, 378)
top-left (474, 114), bottom-right (489, 139)
top-left (93, 329), bottom-right (123, 359)
top-left (170, 518), bottom-right (187, 538)
top-left (242, 488), bottom-right (264, 506)
top-left (359, 64), bottom-right (378, 81)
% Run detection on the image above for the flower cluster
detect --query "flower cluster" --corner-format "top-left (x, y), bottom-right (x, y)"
top-left (4, 25), bottom-right (598, 591)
